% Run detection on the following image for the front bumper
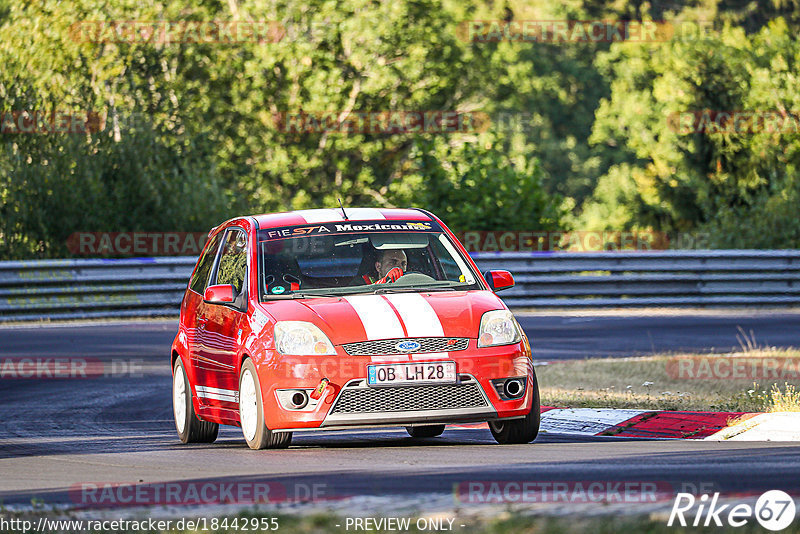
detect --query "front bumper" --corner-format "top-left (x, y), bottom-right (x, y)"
top-left (257, 341), bottom-right (533, 431)
top-left (321, 374), bottom-right (497, 427)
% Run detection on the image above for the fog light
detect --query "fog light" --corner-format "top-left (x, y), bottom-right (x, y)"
top-left (504, 378), bottom-right (524, 398)
top-left (491, 377), bottom-right (527, 400)
top-left (290, 391), bottom-right (308, 409)
top-left (276, 389), bottom-right (317, 411)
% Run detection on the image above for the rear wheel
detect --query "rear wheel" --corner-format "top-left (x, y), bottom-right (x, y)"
top-left (173, 358), bottom-right (218, 443)
top-left (239, 358), bottom-right (292, 450)
top-left (406, 424), bottom-right (446, 438)
top-left (489, 370), bottom-right (540, 444)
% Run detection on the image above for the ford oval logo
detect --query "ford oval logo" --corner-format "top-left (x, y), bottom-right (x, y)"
top-left (395, 340), bottom-right (421, 352)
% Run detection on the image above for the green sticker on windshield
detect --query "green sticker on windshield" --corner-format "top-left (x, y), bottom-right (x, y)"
top-left (271, 286), bottom-right (286, 294)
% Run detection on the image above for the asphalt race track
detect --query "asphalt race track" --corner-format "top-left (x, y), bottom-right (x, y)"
top-left (4, 312), bottom-right (800, 362)
top-left (2, 313), bottom-right (800, 516)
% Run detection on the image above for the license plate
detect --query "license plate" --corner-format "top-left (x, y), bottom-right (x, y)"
top-left (367, 361), bottom-right (457, 386)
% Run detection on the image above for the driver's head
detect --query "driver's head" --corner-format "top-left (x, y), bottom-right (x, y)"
top-left (375, 249), bottom-right (407, 278)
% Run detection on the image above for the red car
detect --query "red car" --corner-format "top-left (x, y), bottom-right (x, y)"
top-left (171, 208), bottom-right (539, 449)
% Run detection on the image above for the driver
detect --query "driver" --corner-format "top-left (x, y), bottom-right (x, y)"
top-left (362, 249), bottom-right (407, 284)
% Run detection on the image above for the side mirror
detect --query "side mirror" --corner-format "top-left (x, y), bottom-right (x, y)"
top-left (483, 270), bottom-right (514, 292)
top-left (204, 284), bottom-right (235, 304)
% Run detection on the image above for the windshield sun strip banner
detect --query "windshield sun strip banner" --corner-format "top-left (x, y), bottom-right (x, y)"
top-left (257, 220), bottom-right (441, 241)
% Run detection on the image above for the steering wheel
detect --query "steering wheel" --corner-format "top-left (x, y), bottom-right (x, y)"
top-left (391, 272), bottom-right (435, 285)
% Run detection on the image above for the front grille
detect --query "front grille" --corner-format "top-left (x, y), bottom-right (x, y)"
top-left (342, 337), bottom-right (469, 356)
top-left (330, 382), bottom-right (488, 414)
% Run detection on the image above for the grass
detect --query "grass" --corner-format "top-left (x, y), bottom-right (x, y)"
top-left (536, 347), bottom-right (800, 412)
top-left (768, 383), bottom-right (800, 412)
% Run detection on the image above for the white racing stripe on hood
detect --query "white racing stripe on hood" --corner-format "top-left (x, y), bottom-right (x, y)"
top-left (411, 352), bottom-right (449, 360)
top-left (384, 293), bottom-right (444, 337)
top-left (294, 209), bottom-right (344, 223)
top-left (345, 208), bottom-right (386, 220)
top-left (370, 355), bottom-right (411, 363)
top-left (344, 295), bottom-right (405, 340)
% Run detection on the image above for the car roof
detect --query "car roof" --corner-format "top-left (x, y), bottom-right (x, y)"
top-left (252, 208), bottom-right (433, 229)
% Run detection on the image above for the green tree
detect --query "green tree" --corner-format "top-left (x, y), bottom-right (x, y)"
top-left (391, 138), bottom-right (565, 232)
top-left (1, 0), bottom-right (579, 259)
top-left (0, 0), bottom-right (234, 258)
top-left (0, 119), bottom-right (229, 259)
top-left (584, 18), bottom-right (800, 247)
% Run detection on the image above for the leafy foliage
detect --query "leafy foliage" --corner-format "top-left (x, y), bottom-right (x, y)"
top-left (585, 18), bottom-right (800, 247)
top-left (393, 138), bottom-right (565, 232)
top-left (0, 119), bottom-right (229, 259)
top-left (2, 0), bottom-right (800, 259)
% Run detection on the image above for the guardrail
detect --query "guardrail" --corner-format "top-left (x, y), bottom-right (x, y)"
top-left (0, 257), bottom-right (195, 321)
top-left (1, 250), bottom-right (799, 321)
top-left (473, 250), bottom-right (800, 308)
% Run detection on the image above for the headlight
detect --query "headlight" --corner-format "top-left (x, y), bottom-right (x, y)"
top-left (274, 321), bottom-right (336, 355)
top-left (478, 310), bottom-right (522, 347)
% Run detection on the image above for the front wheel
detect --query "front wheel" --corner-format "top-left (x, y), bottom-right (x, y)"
top-left (489, 371), bottom-right (540, 444)
top-left (173, 358), bottom-right (218, 444)
top-left (238, 358), bottom-right (292, 450)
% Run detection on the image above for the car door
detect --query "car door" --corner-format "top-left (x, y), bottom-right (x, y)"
top-left (196, 227), bottom-right (249, 406)
top-left (185, 231), bottom-right (223, 386)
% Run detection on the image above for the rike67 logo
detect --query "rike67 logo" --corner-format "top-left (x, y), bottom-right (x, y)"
top-left (668, 490), bottom-right (796, 531)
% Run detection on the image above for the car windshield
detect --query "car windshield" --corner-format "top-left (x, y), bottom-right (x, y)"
top-left (257, 220), bottom-right (480, 299)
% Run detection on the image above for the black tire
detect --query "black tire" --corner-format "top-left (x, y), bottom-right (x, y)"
top-left (173, 358), bottom-right (219, 444)
top-left (489, 370), bottom-right (540, 444)
top-left (406, 424), bottom-right (446, 438)
top-left (238, 358), bottom-right (292, 450)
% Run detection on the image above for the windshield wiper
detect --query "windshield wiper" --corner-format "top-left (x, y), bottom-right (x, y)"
top-left (263, 285), bottom-right (458, 299)
top-left (373, 285), bottom-right (456, 294)
top-left (292, 291), bottom-right (345, 298)
top-left (263, 292), bottom-right (341, 299)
